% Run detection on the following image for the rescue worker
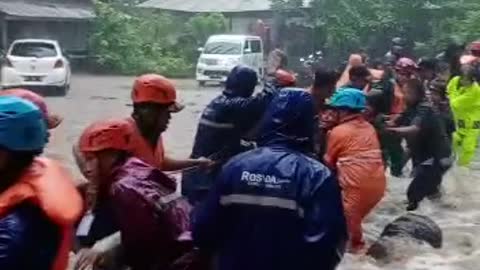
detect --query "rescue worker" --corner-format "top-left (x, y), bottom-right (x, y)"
top-left (0, 96), bottom-right (83, 270)
top-left (74, 120), bottom-right (195, 270)
top-left (447, 60), bottom-right (480, 167)
top-left (385, 57), bottom-right (418, 177)
top-left (0, 88), bottom-right (63, 130)
top-left (183, 65), bottom-right (279, 204)
top-left (74, 74), bottom-right (211, 243)
top-left (74, 73), bottom-right (210, 173)
top-left (387, 79), bottom-right (452, 211)
top-left (324, 88), bottom-right (386, 252)
top-left (192, 89), bottom-right (348, 270)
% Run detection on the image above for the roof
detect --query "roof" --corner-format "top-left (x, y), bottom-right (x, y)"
top-left (0, 0), bottom-right (95, 20)
top-left (139, 0), bottom-right (310, 13)
top-left (208, 34), bottom-right (261, 41)
top-left (11, 39), bottom-right (59, 44)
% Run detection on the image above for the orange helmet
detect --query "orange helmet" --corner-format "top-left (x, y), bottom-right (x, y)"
top-left (79, 119), bottom-right (132, 153)
top-left (131, 74), bottom-right (184, 112)
top-left (0, 88), bottom-right (62, 129)
top-left (275, 69), bottom-right (296, 87)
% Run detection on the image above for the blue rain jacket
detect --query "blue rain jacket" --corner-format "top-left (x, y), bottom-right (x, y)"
top-left (0, 202), bottom-right (59, 270)
top-left (192, 89), bottom-right (348, 270)
top-left (183, 66), bottom-right (279, 203)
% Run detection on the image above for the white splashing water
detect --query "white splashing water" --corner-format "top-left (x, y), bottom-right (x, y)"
top-left (339, 154), bottom-right (480, 270)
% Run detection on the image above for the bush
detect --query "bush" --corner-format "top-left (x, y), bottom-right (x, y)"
top-left (90, 1), bottom-right (193, 77)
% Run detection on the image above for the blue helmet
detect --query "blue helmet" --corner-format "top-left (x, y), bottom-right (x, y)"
top-left (258, 88), bottom-right (315, 152)
top-left (224, 65), bottom-right (258, 98)
top-left (0, 96), bottom-right (47, 151)
top-left (328, 88), bottom-right (366, 111)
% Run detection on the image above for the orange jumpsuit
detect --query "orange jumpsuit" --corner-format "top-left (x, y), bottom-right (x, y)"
top-left (324, 115), bottom-right (386, 251)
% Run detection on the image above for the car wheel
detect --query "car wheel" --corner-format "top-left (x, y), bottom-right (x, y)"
top-left (198, 81), bottom-right (206, 87)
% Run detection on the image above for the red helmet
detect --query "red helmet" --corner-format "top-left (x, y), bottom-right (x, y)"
top-left (79, 119), bottom-right (132, 153)
top-left (395, 58), bottom-right (418, 74)
top-left (132, 74), bottom-right (184, 112)
top-left (470, 40), bottom-right (480, 52)
top-left (274, 69), bottom-right (296, 87)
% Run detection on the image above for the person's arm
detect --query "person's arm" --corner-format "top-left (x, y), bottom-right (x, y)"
top-left (162, 156), bottom-right (213, 172)
top-left (231, 82), bottom-right (279, 119)
top-left (386, 125), bottom-right (420, 137)
top-left (74, 232), bottom-right (123, 270)
top-left (303, 172), bottom-right (348, 269)
top-left (323, 129), bottom-right (344, 169)
top-left (387, 105), bottom-right (430, 137)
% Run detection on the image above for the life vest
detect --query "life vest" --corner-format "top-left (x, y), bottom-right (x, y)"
top-left (390, 83), bottom-right (405, 114)
top-left (0, 157), bottom-right (83, 270)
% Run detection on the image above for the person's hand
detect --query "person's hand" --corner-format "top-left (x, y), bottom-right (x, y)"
top-left (384, 114), bottom-right (400, 127)
top-left (74, 248), bottom-right (104, 270)
top-left (196, 157), bottom-right (215, 170)
top-left (47, 113), bottom-right (63, 129)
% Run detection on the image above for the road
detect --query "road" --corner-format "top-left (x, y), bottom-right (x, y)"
top-left (44, 74), bottom-right (219, 178)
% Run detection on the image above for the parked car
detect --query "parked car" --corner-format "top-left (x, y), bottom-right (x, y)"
top-left (196, 35), bottom-right (264, 87)
top-left (1, 39), bottom-right (71, 96)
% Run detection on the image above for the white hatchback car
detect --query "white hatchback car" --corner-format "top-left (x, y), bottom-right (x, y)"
top-left (1, 39), bottom-right (71, 96)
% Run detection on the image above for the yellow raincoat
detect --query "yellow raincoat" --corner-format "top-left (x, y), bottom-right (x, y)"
top-left (447, 76), bottom-right (480, 166)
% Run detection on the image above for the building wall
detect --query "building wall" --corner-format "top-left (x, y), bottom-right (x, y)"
top-left (7, 20), bottom-right (91, 52)
top-left (0, 15), bottom-right (6, 52)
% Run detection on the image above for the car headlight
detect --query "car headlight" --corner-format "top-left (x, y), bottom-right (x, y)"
top-left (199, 58), bottom-right (207, 64)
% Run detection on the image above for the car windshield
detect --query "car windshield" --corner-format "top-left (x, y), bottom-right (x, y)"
top-left (204, 41), bottom-right (242, 55)
top-left (10, 42), bottom-right (58, 58)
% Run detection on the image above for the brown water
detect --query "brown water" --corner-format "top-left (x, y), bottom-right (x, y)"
top-left (49, 75), bottom-right (480, 270)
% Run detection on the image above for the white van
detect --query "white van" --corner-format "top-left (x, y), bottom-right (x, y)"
top-left (196, 35), bottom-right (264, 86)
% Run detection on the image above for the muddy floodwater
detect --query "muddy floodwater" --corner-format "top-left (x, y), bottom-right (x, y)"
top-left (46, 74), bottom-right (480, 270)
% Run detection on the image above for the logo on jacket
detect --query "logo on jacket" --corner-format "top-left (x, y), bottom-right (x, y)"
top-left (241, 171), bottom-right (290, 189)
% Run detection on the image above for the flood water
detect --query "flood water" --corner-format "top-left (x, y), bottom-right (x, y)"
top-left (47, 75), bottom-right (480, 270)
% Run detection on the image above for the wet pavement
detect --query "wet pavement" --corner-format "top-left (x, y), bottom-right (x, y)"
top-left (47, 74), bottom-right (480, 270)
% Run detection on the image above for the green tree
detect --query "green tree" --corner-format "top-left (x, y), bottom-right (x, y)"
top-left (185, 13), bottom-right (228, 47)
top-left (271, 0), bottom-right (480, 60)
top-left (90, 1), bottom-right (192, 76)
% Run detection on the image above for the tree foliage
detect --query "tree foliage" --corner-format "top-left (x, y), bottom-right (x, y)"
top-left (272, 0), bottom-right (480, 59)
top-left (90, 1), bottom-right (227, 76)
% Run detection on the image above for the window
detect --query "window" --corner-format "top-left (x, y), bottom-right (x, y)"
top-left (11, 42), bottom-right (58, 58)
top-left (250, 40), bottom-right (262, 53)
top-left (204, 42), bottom-right (242, 55)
